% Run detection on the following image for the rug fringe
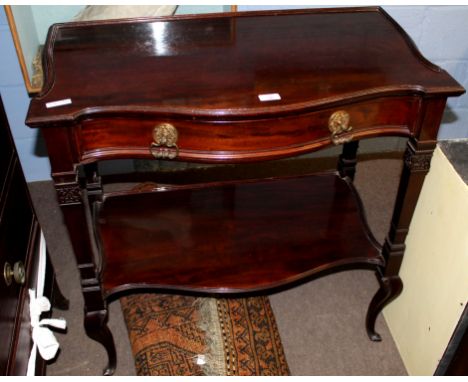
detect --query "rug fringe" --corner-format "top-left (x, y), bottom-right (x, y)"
top-left (196, 298), bottom-right (227, 376)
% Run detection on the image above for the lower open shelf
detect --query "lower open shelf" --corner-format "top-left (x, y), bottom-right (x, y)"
top-left (97, 173), bottom-right (384, 296)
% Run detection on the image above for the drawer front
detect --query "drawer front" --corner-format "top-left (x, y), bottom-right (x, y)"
top-left (10, 222), bottom-right (40, 376)
top-left (78, 96), bottom-right (419, 163)
top-left (0, 161), bottom-right (33, 375)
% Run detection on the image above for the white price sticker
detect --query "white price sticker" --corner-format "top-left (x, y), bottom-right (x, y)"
top-left (258, 93), bottom-right (281, 102)
top-left (46, 98), bottom-right (72, 109)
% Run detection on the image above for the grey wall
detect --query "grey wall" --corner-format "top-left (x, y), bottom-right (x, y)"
top-left (0, 7), bottom-right (51, 181)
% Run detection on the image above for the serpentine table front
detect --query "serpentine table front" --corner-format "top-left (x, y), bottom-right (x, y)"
top-left (26, 7), bottom-right (464, 375)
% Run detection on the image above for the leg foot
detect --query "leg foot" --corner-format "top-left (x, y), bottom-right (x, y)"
top-left (84, 310), bottom-right (117, 376)
top-left (103, 365), bottom-right (116, 377)
top-left (369, 331), bottom-right (382, 342)
top-left (366, 275), bottom-right (403, 341)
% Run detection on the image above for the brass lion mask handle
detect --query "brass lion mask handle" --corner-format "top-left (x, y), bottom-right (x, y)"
top-left (150, 123), bottom-right (179, 159)
top-left (328, 110), bottom-right (353, 145)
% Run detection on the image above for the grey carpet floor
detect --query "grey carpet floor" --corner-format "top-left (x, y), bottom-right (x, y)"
top-left (27, 158), bottom-right (407, 376)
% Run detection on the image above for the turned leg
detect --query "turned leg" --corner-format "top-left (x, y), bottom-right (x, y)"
top-left (84, 306), bottom-right (117, 376)
top-left (366, 273), bottom-right (403, 341)
top-left (338, 140), bottom-right (359, 180)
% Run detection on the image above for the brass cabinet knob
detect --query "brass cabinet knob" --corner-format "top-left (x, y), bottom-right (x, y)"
top-left (328, 110), bottom-right (353, 145)
top-left (4, 261), bottom-right (26, 286)
top-left (150, 123), bottom-right (179, 159)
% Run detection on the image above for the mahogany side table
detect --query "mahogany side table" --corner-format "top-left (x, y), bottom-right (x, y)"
top-left (26, 7), bottom-right (465, 375)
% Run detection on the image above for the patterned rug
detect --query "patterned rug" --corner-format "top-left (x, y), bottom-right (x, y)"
top-left (120, 294), bottom-right (290, 376)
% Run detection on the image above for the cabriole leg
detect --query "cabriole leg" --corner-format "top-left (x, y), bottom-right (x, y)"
top-left (366, 138), bottom-right (434, 340)
top-left (366, 273), bottom-right (403, 341)
top-left (84, 305), bottom-right (116, 376)
top-left (54, 171), bottom-right (116, 375)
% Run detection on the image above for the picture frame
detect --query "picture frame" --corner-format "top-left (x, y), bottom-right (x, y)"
top-left (4, 5), bottom-right (238, 95)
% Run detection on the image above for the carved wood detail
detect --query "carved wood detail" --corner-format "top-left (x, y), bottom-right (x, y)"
top-left (55, 182), bottom-right (82, 206)
top-left (404, 141), bottom-right (433, 172)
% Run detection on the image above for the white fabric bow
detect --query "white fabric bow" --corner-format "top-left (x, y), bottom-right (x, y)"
top-left (27, 231), bottom-right (67, 376)
top-left (29, 290), bottom-right (67, 361)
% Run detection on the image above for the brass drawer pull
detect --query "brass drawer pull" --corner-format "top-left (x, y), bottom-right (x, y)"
top-left (328, 110), bottom-right (353, 145)
top-left (4, 261), bottom-right (26, 286)
top-left (150, 123), bottom-right (179, 159)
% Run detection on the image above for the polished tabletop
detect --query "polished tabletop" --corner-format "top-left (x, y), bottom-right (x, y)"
top-left (27, 7), bottom-right (464, 125)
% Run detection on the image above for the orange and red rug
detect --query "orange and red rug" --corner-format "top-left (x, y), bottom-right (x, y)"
top-left (120, 294), bottom-right (290, 376)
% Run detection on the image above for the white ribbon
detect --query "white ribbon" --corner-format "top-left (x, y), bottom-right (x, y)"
top-left (29, 290), bottom-right (67, 361)
top-left (26, 232), bottom-right (67, 376)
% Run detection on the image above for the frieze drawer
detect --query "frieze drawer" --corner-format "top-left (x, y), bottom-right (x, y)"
top-left (77, 96), bottom-right (420, 163)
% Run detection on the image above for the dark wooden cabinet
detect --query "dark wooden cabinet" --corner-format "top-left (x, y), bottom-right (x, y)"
top-left (0, 96), bottom-right (65, 375)
top-left (26, 7), bottom-right (465, 375)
